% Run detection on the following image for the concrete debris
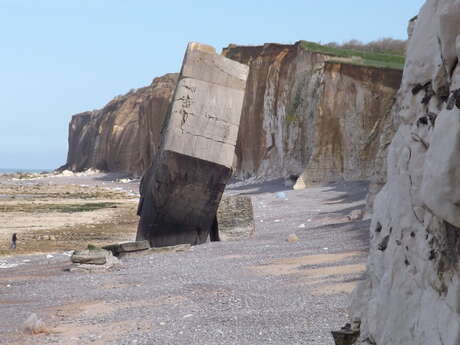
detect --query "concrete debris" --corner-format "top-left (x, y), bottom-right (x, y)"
top-left (103, 240), bottom-right (150, 256)
top-left (67, 250), bottom-right (120, 272)
top-left (71, 249), bottom-right (110, 265)
top-left (136, 42), bottom-right (249, 247)
top-left (69, 248), bottom-right (120, 273)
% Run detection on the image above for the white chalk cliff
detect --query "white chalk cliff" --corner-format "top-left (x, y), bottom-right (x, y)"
top-left (351, 1), bottom-right (460, 344)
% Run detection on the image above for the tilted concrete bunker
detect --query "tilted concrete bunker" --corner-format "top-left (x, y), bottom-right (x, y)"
top-left (136, 42), bottom-right (249, 247)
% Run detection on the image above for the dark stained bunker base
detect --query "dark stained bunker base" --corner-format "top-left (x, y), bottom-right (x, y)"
top-left (136, 151), bottom-right (232, 247)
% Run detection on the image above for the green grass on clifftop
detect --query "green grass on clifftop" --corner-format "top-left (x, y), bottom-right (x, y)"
top-left (300, 41), bottom-right (405, 70)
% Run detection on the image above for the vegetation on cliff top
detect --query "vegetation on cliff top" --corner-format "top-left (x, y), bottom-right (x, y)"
top-left (300, 40), bottom-right (405, 70)
top-left (326, 38), bottom-right (406, 55)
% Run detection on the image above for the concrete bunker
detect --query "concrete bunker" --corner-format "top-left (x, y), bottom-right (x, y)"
top-left (136, 42), bottom-right (249, 247)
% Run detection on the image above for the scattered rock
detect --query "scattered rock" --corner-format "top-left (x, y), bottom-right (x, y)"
top-left (71, 249), bottom-right (110, 265)
top-left (118, 178), bottom-right (132, 183)
top-left (293, 175), bottom-right (307, 190)
top-left (59, 170), bottom-right (75, 177)
top-left (103, 240), bottom-right (150, 256)
top-left (23, 313), bottom-right (48, 335)
top-left (68, 250), bottom-right (119, 272)
top-left (287, 234), bottom-right (299, 243)
top-left (275, 192), bottom-right (287, 199)
top-left (347, 209), bottom-right (363, 221)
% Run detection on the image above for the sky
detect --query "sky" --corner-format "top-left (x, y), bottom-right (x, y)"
top-left (0, 0), bottom-right (425, 170)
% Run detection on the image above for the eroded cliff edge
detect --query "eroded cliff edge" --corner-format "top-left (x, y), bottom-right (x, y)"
top-left (65, 73), bottom-right (178, 176)
top-left (351, 1), bottom-right (460, 344)
top-left (223, 42), bottom-right (402, 183)
top-left (65, 43), bottom-right (402, 182)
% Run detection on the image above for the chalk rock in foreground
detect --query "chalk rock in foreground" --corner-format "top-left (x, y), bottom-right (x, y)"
top-left (351, 1), bottom-right (460, 344)
top-left (136, 42), bottom-right (249, 247)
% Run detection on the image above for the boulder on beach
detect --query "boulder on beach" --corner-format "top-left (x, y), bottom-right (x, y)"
top-left (71, 248), bottom-right (113, 265)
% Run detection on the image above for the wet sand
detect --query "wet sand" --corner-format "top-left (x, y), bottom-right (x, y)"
top-left (0, 172), bottom-right (140, 256)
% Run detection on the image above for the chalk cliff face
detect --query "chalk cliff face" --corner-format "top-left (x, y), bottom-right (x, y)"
top-left (351, 1), bottom-right (460, 344)
top-left (364, 16), bottom-right (420, 214)
top-left (65, 44), bottom-right (401, 183)
top-left (223, 43), bottom-right (402, 182)
top-left (66, 73), bottom-right (178, 176)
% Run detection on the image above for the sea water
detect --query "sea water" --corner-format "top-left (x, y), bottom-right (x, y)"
top-left (0, 168), bottom-right (52, 174)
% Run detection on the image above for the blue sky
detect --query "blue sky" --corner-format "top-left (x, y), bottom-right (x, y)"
top-left (0, 0), bottom-right (425, 169)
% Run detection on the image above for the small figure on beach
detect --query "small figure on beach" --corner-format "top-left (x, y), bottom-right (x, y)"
top-left (10, 233), bottom-right (17, 249)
